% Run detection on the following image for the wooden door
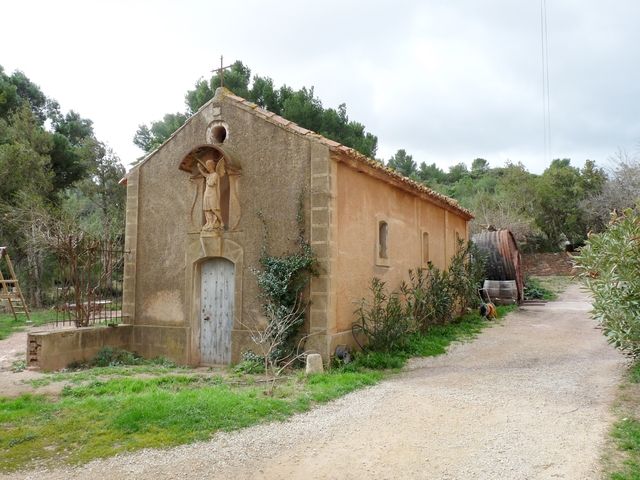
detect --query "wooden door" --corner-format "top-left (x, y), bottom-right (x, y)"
top-left (200, 258), bottom-right (235, 364)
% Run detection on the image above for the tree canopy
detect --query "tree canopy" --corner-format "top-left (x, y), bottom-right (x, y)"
top-left (0, 65), bottom-right (125, 306)
top-left (134, 61), bottom-right (378, 158)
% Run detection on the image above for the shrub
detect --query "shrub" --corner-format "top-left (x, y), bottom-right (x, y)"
top-left (447, 239), bottom-right (486, 311)
top-left (354, 278), bottom-right (413, 352)
top-left (400, 266), bottom-right (453, 330)
top-left (355, 240), bottom-right (486, 352)
top-left (90, 347), bottom-right (142, 367)
top-left (575, 206), bottom-right (640, 356)
top-left (233, 351), bottom-right (266, 374)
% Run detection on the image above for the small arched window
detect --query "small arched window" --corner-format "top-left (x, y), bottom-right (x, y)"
top-left (378, 221), bottom-right (388, 259)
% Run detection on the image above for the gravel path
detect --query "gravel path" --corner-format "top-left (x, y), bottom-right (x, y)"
top-left (3, 283), bottom-right (626, 479)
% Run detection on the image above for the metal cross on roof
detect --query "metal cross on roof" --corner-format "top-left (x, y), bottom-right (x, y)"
top-left (212, 55), bottom-right (234, 88)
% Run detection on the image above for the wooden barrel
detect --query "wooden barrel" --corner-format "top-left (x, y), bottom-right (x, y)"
top-left (483, 280), bottom-right (518, 305)
top-left (472, 230), bottom-right (524, 303)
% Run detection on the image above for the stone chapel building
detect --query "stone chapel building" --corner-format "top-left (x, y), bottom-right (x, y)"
top-left (120, 87), bottom-right (473, 365)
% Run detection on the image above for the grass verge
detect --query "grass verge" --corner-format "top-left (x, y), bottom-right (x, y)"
top-left (524, 275), bottom-right (574, 301)
top-left (604, 362), bottom-right (640, 479)
top-left (0, 307), bottom-right (515, 472)
top-left (344, 305), bottom-right (516, 371)
top-left (0, 309), bottom-right (57, 340)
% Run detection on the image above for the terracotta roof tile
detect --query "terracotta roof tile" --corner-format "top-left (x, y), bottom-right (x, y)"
top-left (319, 137), bottom-right (341, 148)
top-left (191, 87), bottom-right (473, 219)
top-left (255, 107), bottom-right (275, 118)
top-left (288, 124), bottom-right (311, 135)
top-left (271, 115), bottom-right (292, 127)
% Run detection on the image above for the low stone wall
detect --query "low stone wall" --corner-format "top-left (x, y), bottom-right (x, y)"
top-left (28, 325), bottom-right (133, 371)
top-left (130, 325), bottom-right (190, 365)
top-left (522, 252), bottom-right (577, 277)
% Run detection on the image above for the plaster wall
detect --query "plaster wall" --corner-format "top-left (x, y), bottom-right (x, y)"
top-left (125, 96), bottom-right (326, 364)
top-left (333, 162), bottom-right (470, 335)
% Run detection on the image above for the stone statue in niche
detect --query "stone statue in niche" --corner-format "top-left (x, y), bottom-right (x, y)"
top-left (196, 152), bottom-right (227, 231)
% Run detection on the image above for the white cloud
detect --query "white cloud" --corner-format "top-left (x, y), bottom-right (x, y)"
top-left (2, 0), bottom-right (639, 173)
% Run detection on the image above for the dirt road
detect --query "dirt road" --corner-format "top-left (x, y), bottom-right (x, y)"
top-left (5, 283), bottom-right (626, 479)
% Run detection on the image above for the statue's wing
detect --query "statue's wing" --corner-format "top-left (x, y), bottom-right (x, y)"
top-left (216, 158), bottom-right (226, 176)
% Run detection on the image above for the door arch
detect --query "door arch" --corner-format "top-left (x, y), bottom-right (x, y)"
top-left (200, 257), bottom-right (235, 364)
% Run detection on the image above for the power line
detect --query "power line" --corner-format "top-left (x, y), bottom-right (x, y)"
top-left (540, 0), bottom-right (551, 164)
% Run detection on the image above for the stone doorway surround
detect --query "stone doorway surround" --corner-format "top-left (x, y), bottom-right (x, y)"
top-left (185, 234), bottom-right (243, 365)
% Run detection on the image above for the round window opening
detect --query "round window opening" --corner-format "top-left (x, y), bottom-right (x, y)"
top-left (212, 125), bottom-right (227, 143)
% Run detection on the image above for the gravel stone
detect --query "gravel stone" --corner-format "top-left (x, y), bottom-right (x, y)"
top-left (1, 283), bottom-right (625, 479)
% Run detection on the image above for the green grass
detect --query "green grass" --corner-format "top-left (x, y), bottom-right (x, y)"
top-left (524, 275), bottom-right (575, 302)
top-left (0, 307), bottom-right (517, 472)
top-left (0, 309), bottom-right (57, 340)
top-left (0, 370), bottom-right (383, 471)
top-left (345, 305), bottom-right (516, 371)
top-left (607, 361), bottom-right (640, 480)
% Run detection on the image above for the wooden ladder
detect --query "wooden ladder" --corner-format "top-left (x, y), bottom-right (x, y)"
top-left (0, 247), bottom-right (31, 322)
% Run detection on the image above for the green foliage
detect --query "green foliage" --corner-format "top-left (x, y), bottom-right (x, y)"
top-left (133, 112), bottom-right (188, 153)
top-left (523, 277), bottom-right (557, 301)
top-left (0, 368), bottom-right (382, 471)
top-left (356, 241), bottom-right (486, 352)
top-left (304, 371), bottom-right (382, 403)
top-left (346, 351), bottom-right (408, 370)
top-left (387, 149), bottom-right (417, 178)
top-left (575, 206), bottom-right (640, 356)
top-left (0, 309), bottom-right (57, 340)
top-left (0, 302), bottom-right (514, 471)
top-left (233, 351), bottom-right (265, 374)
top-left (344, 305), bottom-right (515, 372)
top-left (447, 240), bottom-right (487, 311)
top-left (532, 158), bottom-right (607, 248)
top-left (354, 278), bottom-right (413, 352)
top-left (135, 61), bottom-right (378, 158)
top-left (0, 65), bottom-right (126, 308)
top-left (252, 198), bottom-right (317, 361)
top-left (88, 347), bottom-right (143, 368)
top-left (602, 360), bottom-right (640, 479)
top-left (65, 347), bottom-right (176, 370)
top-left (401, 265), bottom-right (453, 329)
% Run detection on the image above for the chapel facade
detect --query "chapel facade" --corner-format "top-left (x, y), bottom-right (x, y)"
top-left (120, 87), bottom-right (473, 365)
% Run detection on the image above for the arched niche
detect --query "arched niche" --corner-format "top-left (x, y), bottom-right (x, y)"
top-left (179, 144), bottom-right (242, 232)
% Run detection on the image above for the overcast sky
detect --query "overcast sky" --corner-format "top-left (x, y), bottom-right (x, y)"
top-left (2, 0), bottom-right (639, 173)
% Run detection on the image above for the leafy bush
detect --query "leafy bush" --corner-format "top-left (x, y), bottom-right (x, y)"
top-left (67, 347), bottom-right (176, 369)
top-left (90, 347), bottom-right (142, 367)
top-left (234, 351), bottom-right (266, 374)
top-left (401, 265), bottom-right (453, 330)
top-left (354, 278), bottom-right (413, 352)
top-left (447, 240), bottom-right (487, 311)
top-left (575, 207), bottom-right (640, 356)
top-left (354, 240), bottom-right (486, 352)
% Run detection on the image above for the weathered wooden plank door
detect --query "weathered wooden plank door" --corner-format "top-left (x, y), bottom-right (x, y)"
top-left (200, 258), bottom-right (235, 364)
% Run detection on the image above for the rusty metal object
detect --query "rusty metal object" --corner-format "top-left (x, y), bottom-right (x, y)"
top-left (472, 229), bottom-right (524, 303)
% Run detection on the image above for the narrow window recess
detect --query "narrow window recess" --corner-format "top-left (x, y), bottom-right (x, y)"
top-left (422, 231), bottom-right (430, 266)
top-left (376, 220), bottom-right (390, 267)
